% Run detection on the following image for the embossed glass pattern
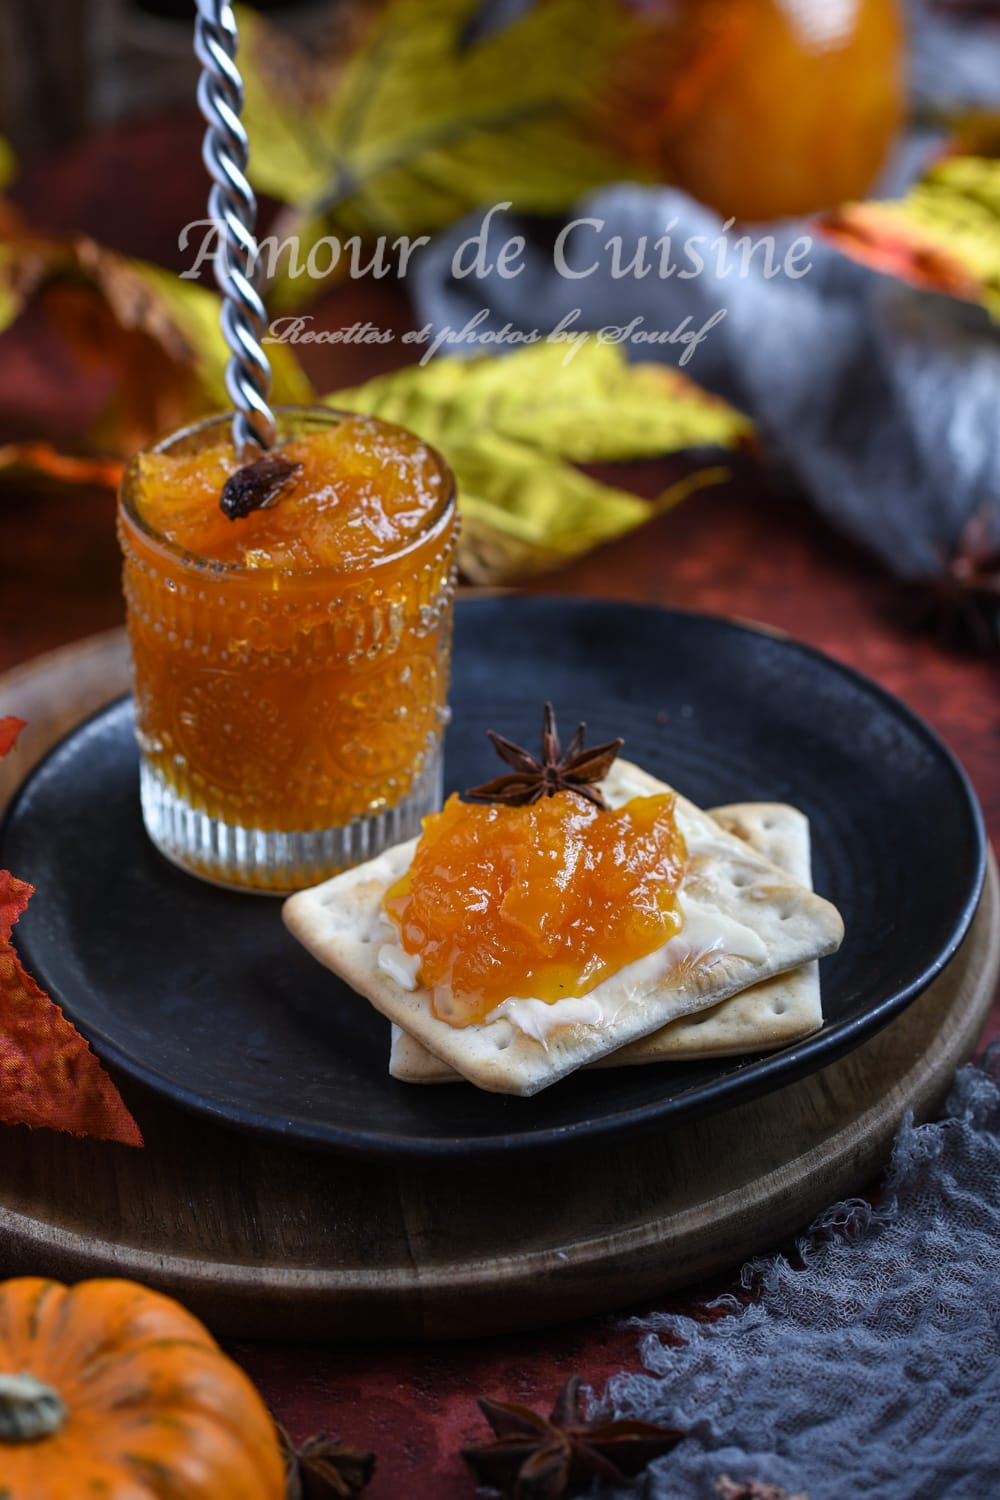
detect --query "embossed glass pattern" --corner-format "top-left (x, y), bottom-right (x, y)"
top-left (118, 408), bottom-right (458, 892)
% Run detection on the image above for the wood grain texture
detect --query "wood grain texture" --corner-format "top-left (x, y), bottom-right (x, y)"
top-left (0, 629), bottom-right (130, 806)
top-left (0, 634), bottom-right (996, 1342)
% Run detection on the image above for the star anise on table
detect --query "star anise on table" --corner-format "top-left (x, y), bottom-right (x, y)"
top-left (715, 1478), bottom-right (810, 1500)
top-left (900, 502), bottom-right (1000, 656)
top-left (465, 702), bottom-right (624, 809)
top-left (277, 1423), bottom-right (375, 1500)
top-left (461, 1375), bottom-right (683, 1500)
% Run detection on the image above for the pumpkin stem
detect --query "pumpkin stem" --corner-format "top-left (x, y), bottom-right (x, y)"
top-left (0, 1373), bottom-right (67, 1441)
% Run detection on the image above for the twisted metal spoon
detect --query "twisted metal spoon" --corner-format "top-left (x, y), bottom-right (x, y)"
top-left (194, 0), bottom-right (275, 454)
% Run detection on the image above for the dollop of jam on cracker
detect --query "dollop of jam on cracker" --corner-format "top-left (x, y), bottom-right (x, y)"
top-left (383, 787), bottom-right (686, 1027)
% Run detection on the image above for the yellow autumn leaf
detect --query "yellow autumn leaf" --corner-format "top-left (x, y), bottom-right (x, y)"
top-left (236, 0), bottom-right (640, 303)
top-left (133, 260), bottom-right (313, 414)
top-left (451, 432), bottom-right (730, 583)
top-left (0, 244), bottom-right (27, 334)
top-left (820, 154), bottom-right (1000, 320)
top-left (328, 341), bottom-right (750, 582)
top-left (329, 340), bottom-right (751, 454)
top-left (331, 341), bottom-right (752, 456)
top-left (0, 138), bottom-right (15, 193)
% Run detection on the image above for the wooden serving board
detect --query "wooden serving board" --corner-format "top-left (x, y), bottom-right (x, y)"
top-left (0, 632), bottom-right (997, 1343)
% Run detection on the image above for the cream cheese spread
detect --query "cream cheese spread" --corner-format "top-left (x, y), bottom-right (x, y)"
top-left (482, 894), bottom-right (767, 1046)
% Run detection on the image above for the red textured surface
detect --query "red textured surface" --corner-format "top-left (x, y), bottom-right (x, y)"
top-left (235, 1319), bottom-right (667, 1500)
top-left (1, 117), bottom-right (998, 1496)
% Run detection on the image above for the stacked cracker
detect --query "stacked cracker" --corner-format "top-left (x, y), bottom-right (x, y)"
top-left (283, 759), bottom-right (843, 1097)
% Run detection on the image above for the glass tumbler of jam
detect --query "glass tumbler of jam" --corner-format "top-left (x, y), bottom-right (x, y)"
top-left (117, 406), bottom-right (458, 893)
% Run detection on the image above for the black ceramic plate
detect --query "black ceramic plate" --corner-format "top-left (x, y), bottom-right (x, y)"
top-left (0, 598), bottom-right (986, 1158)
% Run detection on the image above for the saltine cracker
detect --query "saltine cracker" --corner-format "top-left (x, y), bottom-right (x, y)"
top-left (390, 798), bottom-right (823, 1081)
top-left (283, 759), bottom-right (843, 1097)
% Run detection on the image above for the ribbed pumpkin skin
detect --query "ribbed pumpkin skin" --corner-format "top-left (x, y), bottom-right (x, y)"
top-left (0, 1278), bottom-right (285, 1500)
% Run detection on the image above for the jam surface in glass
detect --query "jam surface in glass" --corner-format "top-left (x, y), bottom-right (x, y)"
top-left (135, 416), bottom-right (446, 570)
top-left (383, 791), bottom-right (687, 1026)
top-left (118, 411), bottom-right (457, 867)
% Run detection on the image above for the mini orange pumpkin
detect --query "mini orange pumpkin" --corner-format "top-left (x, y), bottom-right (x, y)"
top-left (0, 1276), bottom-right (285, 1500)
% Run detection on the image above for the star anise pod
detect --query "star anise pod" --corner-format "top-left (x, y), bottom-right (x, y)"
top-left (716, 1478), bottom-right (810, 1500)
top-left (220, 452), bottom-right (303, 520)
top-left (277, 1423), bottom-right (375, 1500)
top-left (899, 501), bottom-right (1000, 655)
top-left (461, 1375), bottom-right (683, 1500)
top-left (465, 703), bottom-right (624, 809)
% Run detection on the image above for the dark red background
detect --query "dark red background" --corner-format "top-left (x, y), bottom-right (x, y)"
top-left (1, 118), bottom-right (997, 1497)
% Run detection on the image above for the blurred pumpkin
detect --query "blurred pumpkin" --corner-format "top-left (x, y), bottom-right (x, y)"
top-left (0, 1277), bottom-right (285, 1500)
top-left (607, 0), bottom-right (905, 220)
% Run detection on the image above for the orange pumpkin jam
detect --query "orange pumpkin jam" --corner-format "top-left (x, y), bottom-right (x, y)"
top-left (383, 791), bottom-right (687, 1026)
top-left (118, 412), bottom-right (457, 855)
top-left (133, 416), bottom-right (447, 570)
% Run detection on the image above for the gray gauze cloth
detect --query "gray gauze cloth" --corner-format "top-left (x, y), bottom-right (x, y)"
top-left (585, 1056), bottom-right (1000, 1500)
top-left (412, 185), bottom-right (1000, 580)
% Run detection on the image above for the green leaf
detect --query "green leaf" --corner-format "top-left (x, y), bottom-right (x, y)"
top-left (0, 138), bottom-right (15, 193)
top-left (0, 244), bottom-right (31, 335)
top-left (133, 261), bottom-right (313, 412)
top-left (451, 431), bottom-right (731, 583)
top-left (236, 0), bottom-right (641, 302)
top-left (236, 4), bottom-right (342, 207)
top-left (331, 340), bottom-right (752, 456)
top-left (335, 340), bottom-right (750, 459)
top-left (328, 341), bottom-right (751, 582)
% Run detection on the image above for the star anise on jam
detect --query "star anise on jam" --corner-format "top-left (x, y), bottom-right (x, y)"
top-left (277, 1423), bottom-right (375, 1500)
top-left (461, 1376), bottom-right (683, 1500)
top-left (220, 452), bottom-right (303, 520)
top-left (465, 703), bottom-right (624, 810)
top-left (899, 501), bottom-right (1000, 655)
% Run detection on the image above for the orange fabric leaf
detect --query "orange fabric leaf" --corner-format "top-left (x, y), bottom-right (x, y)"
top-left (0, 724), bottom-right (142, 1146)
top-left (0, 717), bottom-right (25, 758)
top-left (819, 156), bottom-right (1000, 320)
top-left (0, 873), bottom-right (143, 1146)
top-left (0, 442), bottom-right (124, 490)
top-left (1, 228), bottom-right (311, 457)
top-left (819, 204), bottom-right (982, 302)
